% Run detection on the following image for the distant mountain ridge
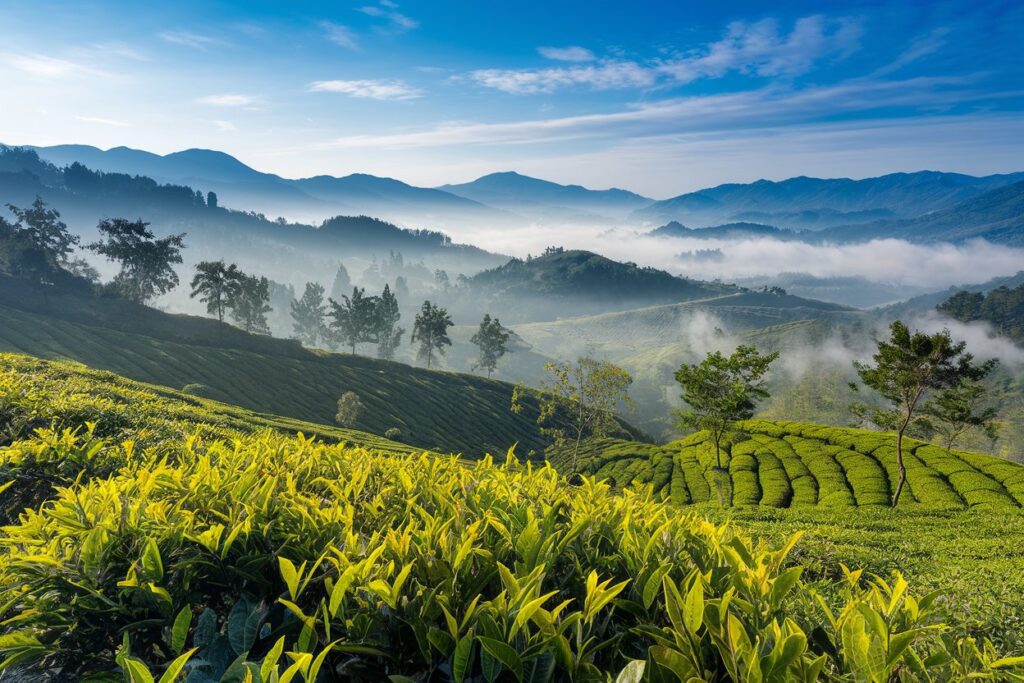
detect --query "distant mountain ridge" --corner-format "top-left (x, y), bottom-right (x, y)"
top-left (26, 143), bottom-right (505, 226)
top-left (815, 180), bottom-right (1024, 245)
top-left (635, 170), bottom-right (1024, 229)
top-left (439, 171), bottom-right (652, 221)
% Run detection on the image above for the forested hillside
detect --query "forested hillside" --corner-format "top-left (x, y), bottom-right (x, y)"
top-left (939, 282), bottom-right (1024, 344)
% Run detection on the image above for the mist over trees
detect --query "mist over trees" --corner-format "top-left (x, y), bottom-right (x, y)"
top-left (190, 260), bottom-right (240, 323)
top-left (290, 282), bottom-right (328, 347)
top-left (412, 301), bottom-right (453, 369)
top-left (470, 313), bottom-right (511, 377)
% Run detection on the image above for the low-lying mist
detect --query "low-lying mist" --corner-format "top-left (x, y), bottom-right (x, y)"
top-left (445, 221), bottom-right (1024, 298)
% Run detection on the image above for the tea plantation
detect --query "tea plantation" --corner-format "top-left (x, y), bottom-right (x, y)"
top-left (556, 420), bottom-right (1024, 510)
top-left (1, 355), bottom-right (1023, 680)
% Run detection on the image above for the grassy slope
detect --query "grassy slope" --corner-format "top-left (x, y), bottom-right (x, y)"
top-left (554, 420), bottom-right (1024, 510)
top-left (0, 277), bottom-right (633, 457)
top-left (0, 352), bottom-right (414, 452)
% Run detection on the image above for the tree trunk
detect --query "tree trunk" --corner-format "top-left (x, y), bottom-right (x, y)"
top-left (892, 427), bottom-right (907, 507)
top-left (571, 427), bottom-right (584, 474)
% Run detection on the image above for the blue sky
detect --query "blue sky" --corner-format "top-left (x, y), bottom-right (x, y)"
top-left (2, 0), bottom-right (1023, 196)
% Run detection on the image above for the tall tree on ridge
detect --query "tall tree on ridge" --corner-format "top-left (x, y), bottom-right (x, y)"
top-left (411, 300), bottom-right (453, 369)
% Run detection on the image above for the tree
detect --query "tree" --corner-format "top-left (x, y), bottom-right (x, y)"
top-left (434, 269), bottom-right (449, 293)
top-left (394, 275), bottom-right (409, 301)
top-left (335, 391), bottom-right (363, 427)
top-left (291, 282), bottom-right (328, 347)
top-left (375, 284), bottom-right (404, 360)
top-left (190, 260), bottom-right (240, 322)
top-left (6, 197), bottom-right (79, 265)
top-left (228, 272), bottom-right (272, 334)
top-left (516, 357), bottom-right (633, 474)
top-left (328, 287), bottom-right (379, 354)
top-left (852, 321), bottom-right (995, 506)
top-left (206, 191), bottom-right (218, 209)
top-left (674, 346), bottom-right (778, 502)
top-left (411, 300), bottom-right (453, 369)
top-left (88, 219), bottom-right (185, 303)
top-left (329, 262), bottom-right (352, 302)
top-left (921, 377), bottom-right (999, 454)
top-left (470, 314), bottom-right (511, 377)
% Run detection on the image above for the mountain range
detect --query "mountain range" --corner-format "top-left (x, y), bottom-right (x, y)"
top-left (9, 143), bottom-right (1024, 246)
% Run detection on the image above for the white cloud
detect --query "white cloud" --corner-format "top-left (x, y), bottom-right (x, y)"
top-left (469, 60), bottom-right (655, 94)
top-left (74, 115), bottom-right (131, 127)
top-left (159, 31), bottom-right (227, 50)
top-left (213, 120), bottom-right (237, 131)
top-left (470, 15), bottom-right (862, 94)
top-left (4, 52), bottom-right (108, 78)
top-left (538, 46), bottom-right (595, 62)
top-left (308, 79), bottom-right (423, 100)
top-left (320, 21), bottom-right (359, 50)
top-left (196, 94), bottom-right (260, 107)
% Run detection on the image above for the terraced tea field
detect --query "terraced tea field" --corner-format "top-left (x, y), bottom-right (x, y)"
top-left (556, 419), bottom-right (1024, 510)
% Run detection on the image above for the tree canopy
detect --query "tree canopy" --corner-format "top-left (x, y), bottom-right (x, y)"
top-left (88, 219), bottom-right (185, 303)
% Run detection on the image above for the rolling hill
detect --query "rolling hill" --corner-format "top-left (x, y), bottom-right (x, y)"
top-left (634, 170), bottom-right (1024, 231)
top-left (465, 248), bottom-right (739, 322)
top-left (0, 275), bottom-right (640, 456)
top-left (554, 420), bottom-right (1024, 510)
top-left (648, 220), bottom-right (799, 240)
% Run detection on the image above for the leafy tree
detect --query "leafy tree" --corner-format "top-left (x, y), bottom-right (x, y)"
top-left (206, 191), bottom-right (218, 209)
top-left (921, 377), bottom-right (999, 454)
top-left (674, 346), bottom-right (778, 492)
top-left (88, 219), bottom-right (185, 303)
top-left (6, 197), bottom-right (79, 265)
top-left (328, 287), bottom-right (379, 355)
top-left (335, 391), bottom-right (363, 427)
top-left (939, 285), bottom-right (1024, 344)
top-left (852, 321), bottom-right (995, 506)
top-left (470, 313), bottom-right (511, 377)
top-left (516, 357), bottom-right (633, 474)
top-left (228, 272), bottom-right (272, 334)
top-left (329, 262), bottom-right (352, 303)
top-left (190, 260), bottom-right (240, 322)
top-left (374, 284), bottom-right (404, 360)
top-left (411, 300), bottom-right (453, 369)
top-left (290, 282), bottom-right (328, 347)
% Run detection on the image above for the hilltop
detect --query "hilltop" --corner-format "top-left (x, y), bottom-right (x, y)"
top-left (465, 248), bottom-right (738, 322)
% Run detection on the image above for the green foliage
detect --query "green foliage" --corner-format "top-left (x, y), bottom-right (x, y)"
top-left (519, 357), bottom-right (634, 473)
top-left (470, 313), bottom-right (511, 377)
top-left (675, 345), bottom-right (779, 471)
top-left (5, 196), bottom-right (79, 266)
top-left (88, 218), bottom-right (186, 304)
top-left (228, 271), bottom-right (272, 335)
top-left (939, 284), bottom-right (1024, 344)
top-left (328, 286), bottom-right (379, 355)
top-left (852, 320), bottom-right (997, 506)
top-left (290, 281), bottom-right (329, 347)
top-left (1, 426), bottom-right (1016, 679)
top-left (189, 259), bottom-right (241, 323)
top-left (411, 299), bottom-right (453, 369)
top-left (375, 283), bottom-right (404, 361)
top-left (920, 378), bottom-right (1000, 453)
top-left (334, 390), bottom-right (363, 427)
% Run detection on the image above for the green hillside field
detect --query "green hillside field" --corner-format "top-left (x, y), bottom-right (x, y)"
top-left (555, 420), bottom-right (1024, 510)
top-left (1, 353), bottom-right (1023, 677)
top-left (0, 276), bottom-right (641, 456)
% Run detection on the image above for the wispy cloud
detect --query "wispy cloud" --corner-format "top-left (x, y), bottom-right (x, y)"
top-left (74, 115), bottom-right (131, 127)
top-left (3, 52), bottom-right (108, 78)
top-left (320, 21), bottom-right (359, 50)
top-left (358, 1), bottom-right (419, 31)
top-left (308, 79), bottom-right (423, 100)
top-left (872, 27), bottom-right (949, 76)
top-left (312, 74), bottom-right (998, 148)
top-left (538, 46), bottom-right (596, 62)
top-left (213, 120), bottom-right (237, 131)
top-left (470, 15), bottom-right (863, 94)
top-left (196, 94), bottom-right (260, 107)
top-left (159, 31), bottom-right (228, 50)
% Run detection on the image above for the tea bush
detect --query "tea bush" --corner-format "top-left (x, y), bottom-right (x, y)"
top-left (2, 429), bottom-right (1022, 680)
